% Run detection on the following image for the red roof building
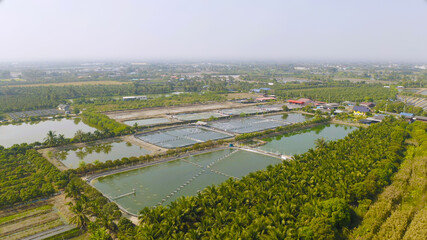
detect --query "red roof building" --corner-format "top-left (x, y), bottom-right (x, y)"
top-left (288, 98), bottom-right (312, 105)
top-left (288, 100), bottom-right (305, 105)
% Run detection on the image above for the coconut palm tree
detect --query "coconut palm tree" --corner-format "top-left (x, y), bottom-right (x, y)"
top-left (315, 137), bottom-right (327, 149)
top-left (69, 200), bottom-right (90, 230)
top-left (44, 130), bottom-right (57, 146)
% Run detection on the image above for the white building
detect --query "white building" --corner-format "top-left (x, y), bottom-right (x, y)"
top-left (123, 96), bottom-right (147, 101)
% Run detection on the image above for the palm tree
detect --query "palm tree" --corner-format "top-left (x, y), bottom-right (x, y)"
top-left (44, 130), bottom-right (57, 146)
top-left (65, 181), bottom-right (83, 200)
top-left (57, 134), bottom-right (66, 145)
top-left (315, 137), bottom-right (327, 149)
top-left (68, 200), bottom-right (90, 230)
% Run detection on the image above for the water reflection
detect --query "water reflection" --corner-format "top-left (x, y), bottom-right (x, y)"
top-left (55, 140), bottom-right (150, 169)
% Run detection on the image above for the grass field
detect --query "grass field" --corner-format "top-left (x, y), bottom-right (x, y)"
top-left (1, 80), bottom-right (130, 88)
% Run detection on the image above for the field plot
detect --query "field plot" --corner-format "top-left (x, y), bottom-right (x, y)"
top-left (53, 140), bottom-right (151, 169)
top-left (209, 117), bottom-right (289, 134)
top-left (136, 127), bottom-right (232, 148)
top-left (174, 112), bottom-right (225, 121)
top-left (124, 117), bottom-right (172, 127)
top-left (0, 203), bottom-right (73, 240)
top-left (92, 149), bottom-right (281, 214)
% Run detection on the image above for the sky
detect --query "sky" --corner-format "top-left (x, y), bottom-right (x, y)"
top-left (0, 0), bottom-right (426, 62)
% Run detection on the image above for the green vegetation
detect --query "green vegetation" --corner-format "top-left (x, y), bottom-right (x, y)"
top-left (276, 85), bottom-right (396, 102)
top-left (0, 146), bottom-right (67, 208)
top-left (135, 118), bottom-right (408, 239)
top-left (0, 81), bottom-right (223, 114)
top-left (77, 92), bottom-right (225, 112)
top-left (64, 177), bottom-right (123, 239)
top-left (81, 112), bottom-right (131, 135)
top-left (351, 121), bottom-right (427, 240)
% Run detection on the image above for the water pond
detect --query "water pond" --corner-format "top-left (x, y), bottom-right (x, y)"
top-left (0, 118), bottom-right (96, 148)
top-left (124, 118), bottom-right (171, 127)
top-left (265, 113), bottom-right (313, 123)
top-left (258, 124), bottom-right (356, 156)
top-left (92, 149), bottom-right (281, 214)
top-left (55, 140), bottom-right (151, 169)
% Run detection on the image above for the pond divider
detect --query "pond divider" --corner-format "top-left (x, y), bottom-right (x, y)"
top-left (157, 169), bottom-right (207, 206)
top-left (207, 149), bottom-right (238, 169)
top-left (112, 189), bottom-right (136, 200)
top-left (156, 149), bottom-right (241, 206)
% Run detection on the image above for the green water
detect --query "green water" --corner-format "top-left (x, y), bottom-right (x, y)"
top-left (56, 140), bottom-right (151, 169)
top-left (124, 118), bottom-right (171, 126)
top-left (92, 149), bottom-right (281, 214)
top-left (258, 124), bottom-right (356, 155)
top-left (0, 118), bottom-right (96, 148)
top-left (176, 112), bottom-right (224, 121)
top-left (265, 113), bottom-right (313, 123)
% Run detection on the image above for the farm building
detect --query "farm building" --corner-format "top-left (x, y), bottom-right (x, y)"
top-left (353, 106), bottom-right (370, 115)
top-left (400, 112), bottom-right (414, 118)
top-left (288, 98), bottom-right (312, 106)
top-left (57, 104), bottom-right (70, 111)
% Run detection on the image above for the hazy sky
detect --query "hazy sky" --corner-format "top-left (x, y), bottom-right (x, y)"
top-left (0, 0), bottom-right (426, 62)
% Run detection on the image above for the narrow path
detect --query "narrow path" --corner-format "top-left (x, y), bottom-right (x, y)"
top-left (112, 189), bottom-right (136, 200)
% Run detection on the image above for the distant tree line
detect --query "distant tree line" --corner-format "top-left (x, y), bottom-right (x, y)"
top-left (275, 85), bottom-right (396, 102)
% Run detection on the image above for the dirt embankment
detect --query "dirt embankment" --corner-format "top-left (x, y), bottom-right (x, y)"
top-left (121, 135), bottom-right (167, 154)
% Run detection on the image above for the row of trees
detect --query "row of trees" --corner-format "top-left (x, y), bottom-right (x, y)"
top-left (77, 92), bottom-right (226, 112)
top-left (64, 177), bottom-right (138, 239)
top-left (81, 112), bottom-right (131, 136)
top-left (0, 81), bottom-right (213, 113)
top-left (67, 139), bottom-right (231, 176)
top-left (135, 118), bottom-right (408, 239)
